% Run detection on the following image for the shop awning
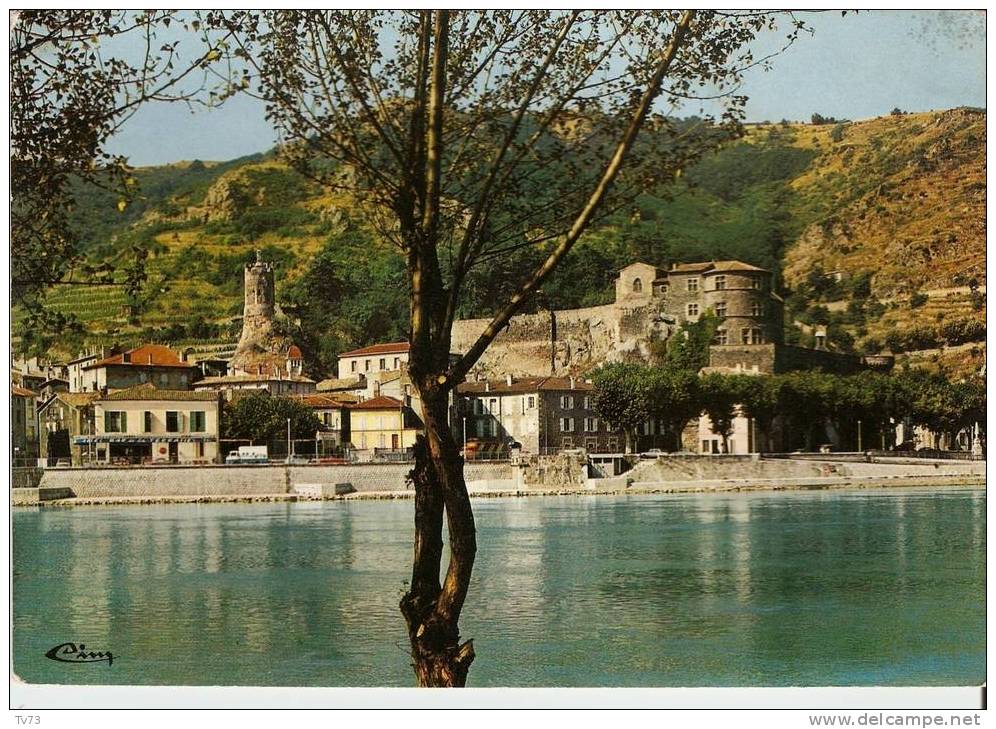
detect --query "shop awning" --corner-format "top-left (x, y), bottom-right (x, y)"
top-left (72, 435), bottom-right (218, 445)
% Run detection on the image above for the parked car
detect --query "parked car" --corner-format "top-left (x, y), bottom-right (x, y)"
top-left (640, 448), bottom-right (664, 458)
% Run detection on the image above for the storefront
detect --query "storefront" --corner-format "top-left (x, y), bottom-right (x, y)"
top-left (73, 434), bottom-right (218, 465)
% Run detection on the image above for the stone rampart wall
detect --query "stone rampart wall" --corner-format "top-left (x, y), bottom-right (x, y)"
top-left (450, 302), bottom-right (661, 377)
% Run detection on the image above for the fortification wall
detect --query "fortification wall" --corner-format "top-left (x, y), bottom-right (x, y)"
top-left (450, 301), bottom-right (664, 377)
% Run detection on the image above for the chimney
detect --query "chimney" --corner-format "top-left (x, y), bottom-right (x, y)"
top-left (122, 351), bottom-right (131, 364)
top-left (148, 354), bottom-right (153, 365)
top-left (485, 381), bottom-right (490, 392)
top-left (569, 376), bottom-right (576, 389)
top-left (506, 374), bottom-right (513, 386)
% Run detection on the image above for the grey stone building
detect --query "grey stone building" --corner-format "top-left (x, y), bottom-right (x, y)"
top-left (455, 376), bottom-right (623, 455)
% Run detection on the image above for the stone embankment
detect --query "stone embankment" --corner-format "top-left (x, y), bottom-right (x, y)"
top-left (12, 455), bottom-right (984, 507)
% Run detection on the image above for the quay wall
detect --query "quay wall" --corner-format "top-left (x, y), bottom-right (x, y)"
top-left (35, 462), bottom-right (515, 499)
top-left (591, 455), bottom-right (985, 489)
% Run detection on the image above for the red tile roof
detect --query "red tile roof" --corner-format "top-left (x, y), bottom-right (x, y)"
top-left (287, 345), bottom-right (303, 359)
top-left (85, 344), bottom-right (194, 369)
top-left (339, 342), bottom-right (410, 358)
top-left (11, 385), bottom-right (37, 398)
top-left (348, 395), bottom-right (406, 410)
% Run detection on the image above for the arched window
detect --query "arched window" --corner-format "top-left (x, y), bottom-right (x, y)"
top-left (632, 278), bottom-right (643, 293)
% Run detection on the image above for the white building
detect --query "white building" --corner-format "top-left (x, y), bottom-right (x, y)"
top-left (76, 384), bottom-right (222, 464)
top-left (337, 342), bottom-right (410, 379)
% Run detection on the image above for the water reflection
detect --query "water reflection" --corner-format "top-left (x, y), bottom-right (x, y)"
top-left (13, 488), bottom-right (985, 687)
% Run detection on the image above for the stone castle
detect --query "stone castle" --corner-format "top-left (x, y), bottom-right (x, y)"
top-left (450, 260), bottom-right (786, 378)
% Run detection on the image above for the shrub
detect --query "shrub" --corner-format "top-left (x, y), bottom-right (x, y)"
top-left (909, 292), bottom-right (929, 308)
top-left (940, 317), bottom-right (986, 346)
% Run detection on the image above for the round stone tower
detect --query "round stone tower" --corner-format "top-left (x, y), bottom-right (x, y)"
top-left (243, 249), bottom-right (275, 323)
top-left (230, 250), bottom-right (278, 371)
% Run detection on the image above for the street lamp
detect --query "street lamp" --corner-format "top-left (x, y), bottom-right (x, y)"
top-left (287, 418), bottom-right (292, 457)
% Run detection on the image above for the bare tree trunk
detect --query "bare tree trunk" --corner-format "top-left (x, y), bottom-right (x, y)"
top-left (400, 388), bottom-right (477, 687)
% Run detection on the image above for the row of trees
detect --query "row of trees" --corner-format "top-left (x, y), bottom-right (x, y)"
top-left (590, 363), bottom-right (986, 454)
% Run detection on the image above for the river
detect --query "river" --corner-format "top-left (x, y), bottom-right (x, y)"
top-left (12, 487), bottom-right (985, 687)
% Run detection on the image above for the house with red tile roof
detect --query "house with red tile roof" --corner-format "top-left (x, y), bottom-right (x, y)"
top-left (346, 394), bottom-right (423, 458)
top-left (76, 344), bottom-right (197, 394)
top-left (337, 341), bottom-right (410, 379)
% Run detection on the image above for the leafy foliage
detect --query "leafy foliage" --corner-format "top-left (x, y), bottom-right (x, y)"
top-left (221, 391), bottom-right (323, 443)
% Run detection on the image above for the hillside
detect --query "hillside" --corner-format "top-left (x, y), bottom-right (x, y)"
top-left (16, 108), bottom-right (986, 377)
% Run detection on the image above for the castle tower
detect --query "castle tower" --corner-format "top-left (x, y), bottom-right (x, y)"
top-left (243, 249), bottom-right (275, 324)
top-left (230, 250), bottom-right (278, 371)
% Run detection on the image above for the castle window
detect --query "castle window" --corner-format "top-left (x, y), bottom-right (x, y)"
top-left (560, 395), bottom-right (574, 410)
top-left (751, 302), bottom-right (763, 317)
top-left (715, 275), bottom-right (726, 290)
top-left (394, 357), bottom-right (400, 369)
top-left (716, 329), bottom-right (728, 345)
top-left (632, 278), bottom-right (643, 293)
top-left (365, 359), bottom-right (371, 372)
top-left (351, 361), bottom-right (357, 373)
top-left (560, 418), bottom-right (575, 433)
top-left (379, 358), bottom-right (386, 370)
top-left (715, 302), bottom-right (727, 318)
top-left (687, 278), bottom-right (699, 292)
top-left (743, 328), bottom-right (764, 345)
top-left (527, 396), bottom-right (536, 409)
top-left (687, 303), bottom-right (699, 318)
top-left (585, 417), bottom-right (598, 433)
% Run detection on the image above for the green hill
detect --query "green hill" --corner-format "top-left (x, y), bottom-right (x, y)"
top-left (17, 108), bottom-right (986, 378)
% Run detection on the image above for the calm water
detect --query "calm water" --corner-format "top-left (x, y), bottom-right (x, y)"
top-left (12, 488), bottom-right (986, 687)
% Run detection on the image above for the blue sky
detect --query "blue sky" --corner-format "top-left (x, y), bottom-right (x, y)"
top-left (105, 10), bottom-right (987, 167)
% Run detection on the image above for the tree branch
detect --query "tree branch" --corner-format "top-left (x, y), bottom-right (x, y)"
top-left (446, 10), bottom-right (697, 386)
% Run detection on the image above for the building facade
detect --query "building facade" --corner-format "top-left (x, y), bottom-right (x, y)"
top-left (76, 385), bottom-right (222, 464)
top-left (38, 392), bottom-right (99, 465)
top-left (76, 344), bottom-right (197, 393)
top-left (455, 376), bottom-right (623, 455)
top-left (337, 342), bottom-right (410, 379)
top-left (11, 385), bottom-right (40, 465)
top-left (347, 395), bottom-right (422, 458)
top-left (291, 393), bottom-right (354, 449)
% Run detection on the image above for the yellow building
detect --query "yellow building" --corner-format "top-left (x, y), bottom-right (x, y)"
top-left (78, 384), bottom-right (222, 465)
top-left (347, 395), bottom-right (422, 459)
